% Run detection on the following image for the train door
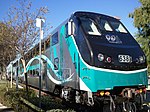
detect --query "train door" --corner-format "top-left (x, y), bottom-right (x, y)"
top-left (52, 32), bottom-right (61, 79)
top-left (42, 60), bottom-right (47, 90)
top-left (63, 22), bottom-right (80, 89)
top-left (49, 31), bottom-right (60, 86)
top-left (60, 25), bottom-right (71, 83)
top-left (67, 20), bottom-right (81, 77)
top-left (50, 31), bottom-right (60, 72)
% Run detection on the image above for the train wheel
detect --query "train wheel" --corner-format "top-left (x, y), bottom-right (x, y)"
top-left (130, 103), bottom-right (137, 112)
top-left (135, 93), bottom-right (143, 111)
top-left (93, 100), bottom-right (103, 112)
top-left (115, 104), bottom-right (123, 112)
top-left (123, 101), bottom-right (137, 112)
top-left (103, 96), bottom-right (115, 112)
top-left (53, 85), bottom-right (61, 96)
top-left (103, 104), bottom-right (114, 112)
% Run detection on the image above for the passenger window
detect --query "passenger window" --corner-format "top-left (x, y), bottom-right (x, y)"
top-left (52, 32), bottom-right (58, 46)
top-left (54, 58), bottom-right (59, 70)
top-left (65, 23), bottom-right (68, 37)
top-left (46, 37), bottom-right (50, 49)
top-left (36, 46), bottom-right (39, 55)
top-left (33, 49), bottom-right (36, 57)
top-left (41, 43), bottom-right (45, 53)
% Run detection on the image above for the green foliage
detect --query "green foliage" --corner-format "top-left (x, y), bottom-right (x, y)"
top-left (130, 0), bottom-right (150, 36)
top-left (6, 0), bottom-right (49, 57)
top-left (0, 22), bottom-right (16, 66)
top-left (3, 87), bottom-right (36, 111)
top-left (0, 81), bottom-right (9, 104)
top-left (136, 36), bottom-right (150, 63)
top-left (0, 81), bottom-right (76, 112)
top-left (129, 0), bottom-right (150, 72)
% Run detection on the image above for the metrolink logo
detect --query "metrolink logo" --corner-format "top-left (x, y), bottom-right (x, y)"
top-left (20, 55), bottom-right (73, 85)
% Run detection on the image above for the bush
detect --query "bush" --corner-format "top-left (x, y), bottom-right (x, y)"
top-left (0, 81), bottom-right (76, 112)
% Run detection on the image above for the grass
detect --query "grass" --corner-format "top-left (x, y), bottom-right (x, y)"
top-left (0, 80), bottom-right (11, 106)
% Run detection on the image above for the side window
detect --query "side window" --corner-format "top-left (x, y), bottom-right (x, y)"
top-left (52, 32), bottom-right (58, 46)
top-left (65, 23), bottom-right (68, 37)
top-left (36, 46), bottom-right (39, 55)
top-left (41, 42), bottom-right (45, 53)
top-left (54, 58), bottom-right (59, 70)
top-left (46, 37), bottom-right (50, 49)
top-left (72, 22), bottom-right (77, 36)
top-left (65, 21), bottom-right (76, 37)
top-left (33, 49), bottom-right (36, 57)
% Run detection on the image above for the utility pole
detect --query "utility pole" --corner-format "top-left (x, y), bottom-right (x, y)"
top-left (10, 62), bottom-right (13, 88)
top-left (36, 18), bottom-right (45, 109)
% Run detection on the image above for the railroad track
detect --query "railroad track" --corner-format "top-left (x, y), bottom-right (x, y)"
top-left (13, 82), bottom-right (97, 112)
top-left (13, 82), bottom-right (77, 111)
top-left (13, 82), bottom-right (150, 112)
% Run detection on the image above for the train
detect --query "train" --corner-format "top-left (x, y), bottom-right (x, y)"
top-left (7, 11), bottom-right (148, 112)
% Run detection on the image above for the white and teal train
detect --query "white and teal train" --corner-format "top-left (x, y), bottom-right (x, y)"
top-left (7, 11), bottom-right (148, 112)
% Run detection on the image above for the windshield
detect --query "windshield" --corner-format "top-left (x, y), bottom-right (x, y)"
top-left (99, 19), bottom-right (113, 31)
top-left (79, 17), bottom-right (128, 34)
top-left (109, 21), bottom-right (127, 33)
top-left (80, 17), bottom-right (101, 36)
top-left (99, 19), bottom-right (128, 33)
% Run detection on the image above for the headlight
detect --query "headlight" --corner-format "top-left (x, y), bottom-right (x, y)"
top-left (98, 53), bottom-right (112, 63)
top-left (136, 55), bottom-right (146, 63)
top-left (139, 56), bottom-right (144, 63)
top-left (98, 53), bottom-right (104, 61)
top-left (106, 57), bottom-right (112, 63)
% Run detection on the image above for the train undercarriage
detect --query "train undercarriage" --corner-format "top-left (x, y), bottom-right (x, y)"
top-left (56, 86), bottom-right (146, 112)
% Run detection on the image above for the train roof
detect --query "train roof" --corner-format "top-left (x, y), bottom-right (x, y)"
top-left (28, 11), bottom-right (119, 52)
top-left (72, 11), bottom-right (120, 21)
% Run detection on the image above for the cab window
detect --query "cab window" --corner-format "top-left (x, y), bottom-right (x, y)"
top-left (109, 21), bottom-right (127, 33)
top-left (52, 32), bottom-right (58, 46)
top-left (80, 17), bottom-right (101, 36)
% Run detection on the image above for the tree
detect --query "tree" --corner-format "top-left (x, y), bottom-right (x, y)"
top-left (129, 0), bottom-right (150, 66)
top-left (4, 0), bottom-right (49, 76)
top-left (6, 0), bottom-right (48, 59)
top-left (0, 22), bottom-right (16, 79)
top-left (3, 0), bottom-right (49, 90)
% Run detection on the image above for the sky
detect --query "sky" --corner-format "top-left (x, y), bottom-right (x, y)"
top-left (0, 0), bottom-right (141, 36)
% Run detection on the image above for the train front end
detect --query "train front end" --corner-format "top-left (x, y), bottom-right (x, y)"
top-left (71, 12), bottom-right (148, 111)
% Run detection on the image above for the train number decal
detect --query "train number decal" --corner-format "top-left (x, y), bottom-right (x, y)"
top-left (118, 55), bottom-right (132, 63)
